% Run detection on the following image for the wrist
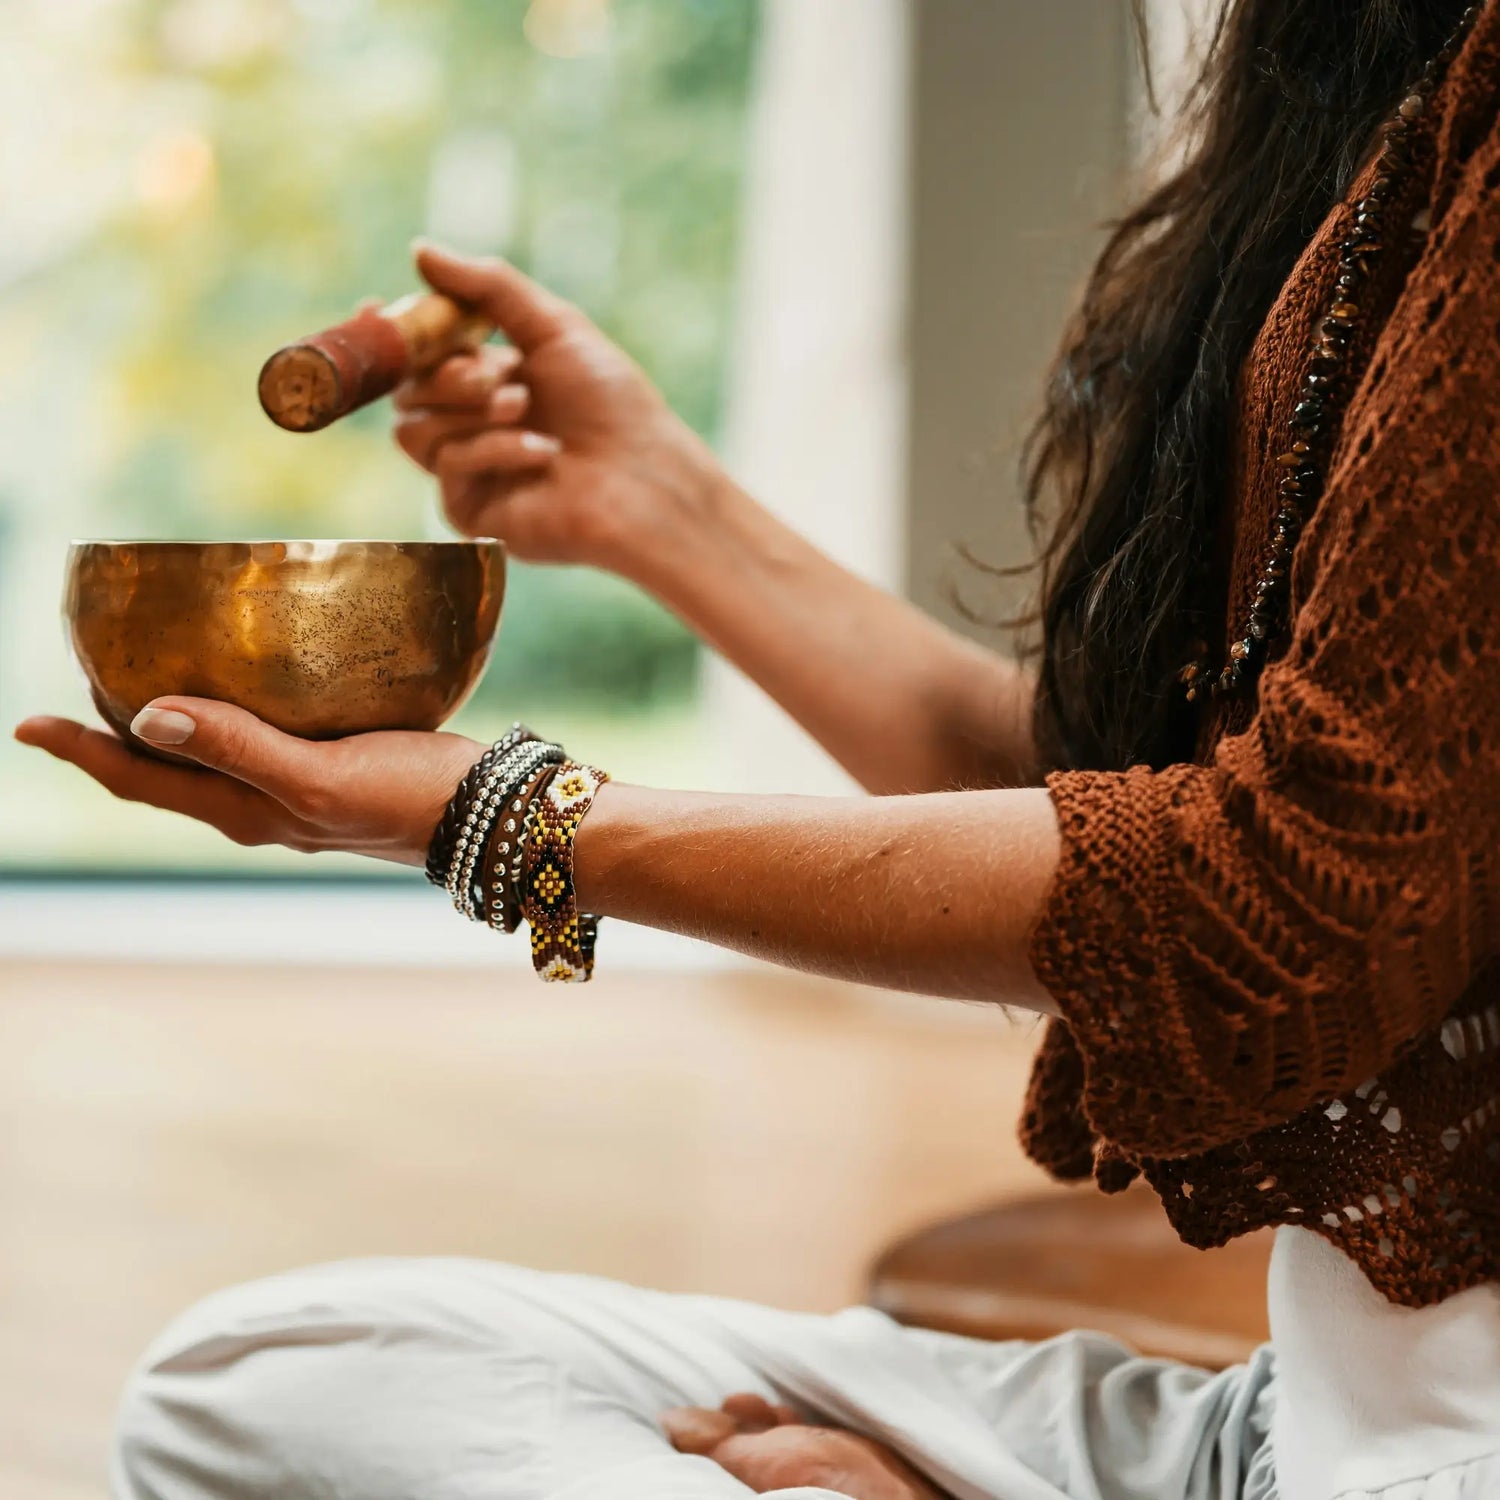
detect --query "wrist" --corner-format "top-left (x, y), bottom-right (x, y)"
top-left (635, 473), bottom-right (802, 632)
top-left (571, 778), bottom-right (636, 915)
top-left (613, 427), bottom-right (754, 598)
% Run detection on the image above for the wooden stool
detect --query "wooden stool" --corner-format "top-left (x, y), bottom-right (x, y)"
top-left (868, 1186), bottom-right (1273, 1370)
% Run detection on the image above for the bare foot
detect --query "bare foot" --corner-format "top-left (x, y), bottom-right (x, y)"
top-left (662, 1392), bottom-right (945, 1500)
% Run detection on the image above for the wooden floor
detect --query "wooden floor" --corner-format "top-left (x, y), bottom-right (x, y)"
top-left (0, 958), bottom-right (1052, 1500)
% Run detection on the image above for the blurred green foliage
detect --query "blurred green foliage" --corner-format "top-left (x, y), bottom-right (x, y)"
top-left (482, 563), bottom-right (700, 713)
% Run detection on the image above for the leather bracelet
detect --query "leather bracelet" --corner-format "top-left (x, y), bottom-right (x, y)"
top-left (424, 724), bottom-right (534, 887)
top-left (521, 761), bottom-right (610, 983)
top-left (449, 740), bottom-right (563, 921)
top-left (486, 762), bottom-right (561, 935)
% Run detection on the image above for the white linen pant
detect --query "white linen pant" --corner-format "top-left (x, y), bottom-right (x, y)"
top-left (111, 1257), bottom-right (1279, 1500)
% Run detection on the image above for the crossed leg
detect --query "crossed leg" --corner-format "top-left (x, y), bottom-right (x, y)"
top-left (111, 1256), bottom-right (1276, 1500)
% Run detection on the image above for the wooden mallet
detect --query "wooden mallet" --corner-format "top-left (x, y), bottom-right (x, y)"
top-left (258, 293), bottom-right (496, 433)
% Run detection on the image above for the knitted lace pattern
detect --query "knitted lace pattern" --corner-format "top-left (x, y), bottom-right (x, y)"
top-left (1022, 4), bottom-right (1500, 1308)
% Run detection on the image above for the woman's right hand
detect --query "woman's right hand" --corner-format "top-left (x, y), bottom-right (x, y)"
top-left (398, 252), bottom-right (1037, 800)
top-left (394, 242), bottom-right (729, 591)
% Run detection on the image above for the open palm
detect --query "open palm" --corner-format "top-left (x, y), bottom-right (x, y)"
top-left (15, 700), bottom-right (484, 867)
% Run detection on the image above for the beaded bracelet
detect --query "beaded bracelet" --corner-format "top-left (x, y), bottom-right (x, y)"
top-left (449, 740), bottom-right (564, 922)
top-left (428, 732), bottom-right (613, 981)
top-left (425, 724), bottom-right (534, 888)
top-left (521, 761), bottom-right (610, 983)
top-left (445, 741), bottom-right (536, 913)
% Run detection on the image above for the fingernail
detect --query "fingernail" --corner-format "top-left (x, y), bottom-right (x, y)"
top-left (521, 431), bottom-right (561, 454)
top-left (131, 707), bottom-right (196, 745)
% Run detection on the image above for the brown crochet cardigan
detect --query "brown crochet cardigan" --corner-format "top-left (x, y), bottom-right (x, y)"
top-left (1023, 4), bottom-right (1500, 1308)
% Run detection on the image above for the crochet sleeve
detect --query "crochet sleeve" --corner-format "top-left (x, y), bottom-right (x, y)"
top-left (1029, 115), bottom-right (1500, 1161)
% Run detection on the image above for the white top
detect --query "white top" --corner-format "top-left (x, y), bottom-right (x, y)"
top-left (1269, 1225), bottom-right (1500, 1499)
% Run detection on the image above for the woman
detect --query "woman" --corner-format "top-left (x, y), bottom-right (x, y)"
top-left (18, 0), bottom-right (1500, 1495)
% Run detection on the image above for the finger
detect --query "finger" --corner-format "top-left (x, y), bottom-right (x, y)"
top-left (128, 698), bottom-right (328, 809)
top-left (394, 386), bottom-right (531, 472)
top-left (441, 474), bottom-right (566, 549)
top-left (435, 428), bottom-right (561, 485)
top-left (659, 1407), bottom-right (739, 1456)
top-left (439, 471), bottom-right (523, 538)
top-left (442, 474), bottom-right (590, 556)
top-left (414, 240), bottom-right (579, 354)
top-left (439, 467), bottom-right (547, 537)
top-left (394, 345), bottom-right (523, 412)
top-left (704, 1430), bottom-right (839, 1494)
top-left (14, 716), bottom-right (280, 842)
top-left (720, 1393), bottom-right (780, 1434)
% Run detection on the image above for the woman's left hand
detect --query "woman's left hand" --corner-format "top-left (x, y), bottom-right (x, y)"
top-left (14, 698), bottom-right (484, 867)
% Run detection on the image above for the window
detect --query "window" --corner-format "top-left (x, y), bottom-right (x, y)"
top-left (0, 0), bottom-right (757, 875)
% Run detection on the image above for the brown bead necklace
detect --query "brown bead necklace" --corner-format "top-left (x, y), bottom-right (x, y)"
top-left (1180, 3), bottom-right (1483, 704)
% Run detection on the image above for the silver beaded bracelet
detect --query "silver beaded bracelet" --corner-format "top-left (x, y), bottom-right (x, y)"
top-left (447, 741), bottom-right (542, 914)
top-left (448, 740), bottom-right (565, 922)
top-left (446, 741), bottom-right (539, 912)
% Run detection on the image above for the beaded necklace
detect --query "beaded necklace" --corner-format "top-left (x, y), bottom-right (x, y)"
top-left (1180, 4), bottom-right (1482, 703)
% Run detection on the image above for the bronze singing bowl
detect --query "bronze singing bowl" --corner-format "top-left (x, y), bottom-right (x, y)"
top-left (65, 540), bottom-right (505, 751)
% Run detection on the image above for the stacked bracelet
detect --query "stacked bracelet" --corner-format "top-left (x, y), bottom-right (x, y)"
top-left (447, 738), bottom-right (564, 921)
top-left (425, 724), bottom-right (534, 888)
top-left (485, 761), bottom-right (558, 934)
top-left (520, 761), bottom-right (610, 983)
top-left (426, 733), bottom-right (612, 981)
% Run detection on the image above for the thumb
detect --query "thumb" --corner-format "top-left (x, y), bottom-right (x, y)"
top-left (130, 698), bottom-right (323, 805)
top-left (413, 240), bottom-right (578, 354)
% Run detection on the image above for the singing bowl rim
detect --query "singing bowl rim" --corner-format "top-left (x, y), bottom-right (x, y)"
top-left (67, 537), bottom-right (504, 554)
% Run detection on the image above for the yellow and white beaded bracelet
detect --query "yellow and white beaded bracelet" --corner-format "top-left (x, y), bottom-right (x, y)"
top-left (520, 761), bottom-right (610, 983)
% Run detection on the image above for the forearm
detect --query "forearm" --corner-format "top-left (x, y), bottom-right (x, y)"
top-left (637, 475), bottom-right (1039, 795)
top-left (574, 781), bottom-right (1060, 1011)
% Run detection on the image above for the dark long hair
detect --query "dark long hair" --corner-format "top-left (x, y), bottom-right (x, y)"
top-left (1027, 0), bottom-right (1472, 773)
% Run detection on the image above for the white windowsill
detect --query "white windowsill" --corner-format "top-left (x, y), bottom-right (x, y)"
top-left (0, 881), bottom-right (749, 971)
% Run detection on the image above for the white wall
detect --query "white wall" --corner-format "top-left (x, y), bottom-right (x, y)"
top-left (902, 1), bottom-right (1133, 638)
top-left (705, 0), bottom-right (910, 797)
